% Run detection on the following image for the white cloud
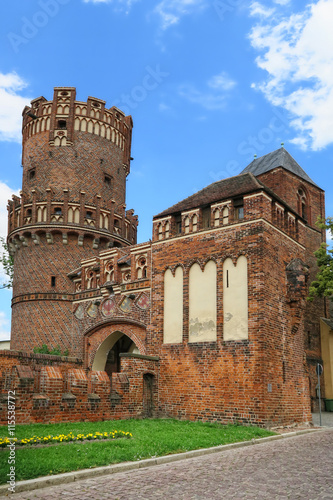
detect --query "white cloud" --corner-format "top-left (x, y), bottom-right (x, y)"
top-left (179, 72), bottom-right (237, 110)
top-left (0, 181), bottom-right (19, 288)
top-left (249, 2), bottom-right (275, 18)
top-left (0, 311), bottom-right (10, 341)
top-left (159, 102), bottom-right (171, 112)
top-left (208, 72), bottom-right (237, 91)
top-left (0, 181), bottom-right (19, 239)
top-left (249, 0), bottom-right (333, 150)
top-left (0, 72), bottom-right (31, 143)
top-left (154, 0), bottom-right (207, 30)
top-left (83, 0), bottom-right (139, 12)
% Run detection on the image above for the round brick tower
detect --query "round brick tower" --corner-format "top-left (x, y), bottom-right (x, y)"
top-left (7, 87), bottom-right (138, 353)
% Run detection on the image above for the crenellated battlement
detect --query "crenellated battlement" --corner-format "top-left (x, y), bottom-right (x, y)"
top-left (22, 87), bottom-right (133, 174)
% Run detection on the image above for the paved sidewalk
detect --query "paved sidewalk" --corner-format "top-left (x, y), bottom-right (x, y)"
top-left (5, 429), bottom-right (333, 499)
top-left (312, 411), bottom-right (333, 427)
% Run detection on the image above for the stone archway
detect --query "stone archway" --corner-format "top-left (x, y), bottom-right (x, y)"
top-left (84, 320), bottom-right (147, 371)
top-left (92, 331), bottom-right (140, 376)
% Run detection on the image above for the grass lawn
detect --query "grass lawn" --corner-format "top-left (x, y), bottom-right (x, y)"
top-left (0, 419), bottom-right (274, 484)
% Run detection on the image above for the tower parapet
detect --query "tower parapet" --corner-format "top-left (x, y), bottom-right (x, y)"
top-left (8, 87), bottom-right (137, 353)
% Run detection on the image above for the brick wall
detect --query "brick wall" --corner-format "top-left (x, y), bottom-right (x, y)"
top-left (0, 351), bottom-right (158, 424)
top-left (149, 218), bottom-right (315, 425)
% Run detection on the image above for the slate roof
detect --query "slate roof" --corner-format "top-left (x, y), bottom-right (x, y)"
top-left (241, 148), bottom-right (320, 188)
top-left (154, 172), bottom-right (264, 218)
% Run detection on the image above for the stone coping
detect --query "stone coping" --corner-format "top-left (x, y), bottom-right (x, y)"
top-left (0, 350), bottom-right (82, 364)
top-left (119, 353), bottom-right (159, 361)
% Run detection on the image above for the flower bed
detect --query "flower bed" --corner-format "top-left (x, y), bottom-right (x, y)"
top-left (0, 430), bottom-right (132, 448)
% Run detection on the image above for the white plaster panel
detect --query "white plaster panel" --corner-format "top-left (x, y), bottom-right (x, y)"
top-left (189, 261), bottom-right (217, 342)
top-left (163, 267), bottom-right (183, 344)
top-left (223, 256), bottom-right (248, 341)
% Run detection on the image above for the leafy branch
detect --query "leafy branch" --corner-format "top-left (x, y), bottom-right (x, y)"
top-left (308, 217), bottom-right (333, 301)
top-left (0, 237), bottom-right (13, 290)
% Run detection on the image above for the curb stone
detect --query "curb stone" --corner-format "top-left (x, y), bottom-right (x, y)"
top-left (0, 428), bottom-right (327, 496)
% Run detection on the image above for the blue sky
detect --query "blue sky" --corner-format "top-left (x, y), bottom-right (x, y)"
top-left (0, 0), bottom-right (333, 340)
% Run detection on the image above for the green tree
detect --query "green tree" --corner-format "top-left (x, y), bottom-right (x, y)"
top-left (309, 217), bottom-right (333, 300)
top-left (0, 237), bottom-right (13, 289)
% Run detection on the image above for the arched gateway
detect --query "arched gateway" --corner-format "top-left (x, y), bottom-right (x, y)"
top-left (84, 320), bottom-right (147, 373)
top-left (92, 331), bottom-right (140, 376)
top-left (84, 321), bottom-right (158, 418)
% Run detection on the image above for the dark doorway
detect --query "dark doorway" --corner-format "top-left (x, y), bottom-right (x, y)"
top-left (143, 373), bottom-right (155, 417)
top-left (104, 335), bottom-right (134, 377)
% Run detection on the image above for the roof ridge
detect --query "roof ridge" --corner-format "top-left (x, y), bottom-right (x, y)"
top-left (154, 172), bottom-right (263, 219)
top-left (241, 147), bottom-right (320, 188)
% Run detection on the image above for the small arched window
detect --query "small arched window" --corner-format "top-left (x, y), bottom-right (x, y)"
top-left (192, 214), bottom-right (198, 232)
top-left (165, 221), bottom-right (170, 239)
top-left (297, 188), bottom-right (308, 221)
top-left (158, 223), bottom-right (163, 240)
top-left (222, 206), bottom-right (229, 225)
top-left (214, 209), bottom-right (220, 227)
top-left (184, 216), bottom-right (190, 234)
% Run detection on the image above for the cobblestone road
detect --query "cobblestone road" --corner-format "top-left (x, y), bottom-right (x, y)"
top-left (7, 429), bottom-right (333, 500)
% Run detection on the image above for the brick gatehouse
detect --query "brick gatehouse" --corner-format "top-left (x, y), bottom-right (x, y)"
top-left (1, 87), bottom-right (330, 427)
